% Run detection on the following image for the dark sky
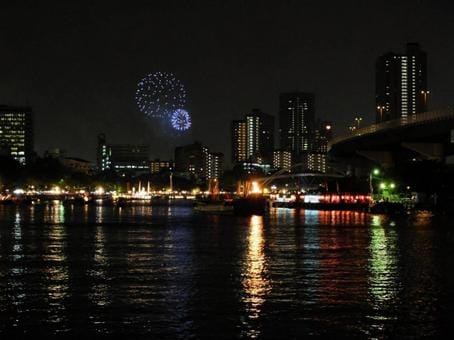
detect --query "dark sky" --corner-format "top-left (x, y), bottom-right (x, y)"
top-left (1, 0), bottom-right (453, 164)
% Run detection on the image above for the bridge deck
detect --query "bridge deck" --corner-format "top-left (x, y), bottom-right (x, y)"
top-left (329, 108), bottom-right (454, 150)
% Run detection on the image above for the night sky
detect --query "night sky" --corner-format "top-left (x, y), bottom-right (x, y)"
top-left (1, 0), bottom-right (453, 164)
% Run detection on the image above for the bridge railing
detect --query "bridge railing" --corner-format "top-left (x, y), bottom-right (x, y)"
top-left (329, 108), bottom-right (454, 149)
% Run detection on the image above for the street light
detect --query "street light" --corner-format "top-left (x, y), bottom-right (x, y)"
top-left (354, 116), bottom-right (363, 129)
top-left (421, 90), bottom-right (430, 109)
top-left (369, 168), bottom-right (381, 198)
top-left (377, 105), bottom-right (385, 122)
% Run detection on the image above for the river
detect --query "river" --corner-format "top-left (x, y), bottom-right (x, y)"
top-left (0, 204), bottom-right (453, 338)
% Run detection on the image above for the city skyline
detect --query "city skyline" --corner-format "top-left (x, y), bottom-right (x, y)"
top-left (1, 1), bottom-right (454, 164)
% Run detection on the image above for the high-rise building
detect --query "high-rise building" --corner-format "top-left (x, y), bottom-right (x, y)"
top-left (304, 153), bottom-right (326, 173)
top-left (232, 120), bottom-right (247, 163)
top-left (0, 105), bottom-right (33, 164)
top-left (206, 152), bottom-right (224, 180)
top-left (273, 149), bottom-right (292, 172)
top-left (303, 120), bottom-right (333, 173)
top-left (174, 142), bottom-right (208, 178)
top-left (246, 114), bottom-right (260, 161)
top-left (97, 134), bottom-right (110, 171)
top-left (231, 109), bottom-right (274, 164)
top-left (249, 109), bottom-right (274, 163)
top-left (96, 134), bottom-right (150, 174)
top-left (313, 120), bottom-right (332, 154)
top-left (375, 43), bottom-right (428, 123)
top-left (279, 92), bottom-right (315, 162)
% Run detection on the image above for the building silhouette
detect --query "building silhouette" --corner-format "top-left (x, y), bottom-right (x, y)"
top-left (279, 92), bottom-right (315, 166)
top-left (174, 141), bottom-right (208, 178)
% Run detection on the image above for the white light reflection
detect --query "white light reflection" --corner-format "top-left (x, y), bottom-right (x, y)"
top-left (43, 223), bottom-right (69, 324)
top-left (88, 225), bottom-right (110, 313)
top-left (9, 211), bottom-right (27, 312)
top-left (368, 215), bottom-right (400, 325)
top-left (242, 215), bottom-right (270, 338)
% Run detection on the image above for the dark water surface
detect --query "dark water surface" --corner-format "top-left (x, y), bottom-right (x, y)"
top-left (1, 204), bottom-right (453, 338)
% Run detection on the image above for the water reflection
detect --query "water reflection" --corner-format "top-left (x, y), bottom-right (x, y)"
top-left (12, 211), bottom-right (23, 261)
top-left (317, 210), bottom-right (367, 226)
top-left (9, 211), bottom-right (27, 315)
top-left (0, 205), bottom-right (450, 337)
top-left (43, 223), bottom-right (69, 324)
top-left (368, 214), bottom-right (400, 328)
top-left (242, 215), bottom-right (271, 338)
top-left (44, 201), bottom-right (65, 224)
top-left (96, 205), bottom-right (103, 224)
top-left (88, 225), bottom-right (110, 308)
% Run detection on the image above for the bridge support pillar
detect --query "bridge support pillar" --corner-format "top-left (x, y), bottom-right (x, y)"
top-left (401, 142), bottom-right (444, 161)
top-left (356, 150), bottom-right (394, 168)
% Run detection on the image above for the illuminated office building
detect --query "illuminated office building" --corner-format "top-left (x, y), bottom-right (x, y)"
top-left (0, 105), bottom-right (33, 164)
top-left (97, 133), bottom-right (150, 174)
top-left (150, 159), bottom-right (174, 174)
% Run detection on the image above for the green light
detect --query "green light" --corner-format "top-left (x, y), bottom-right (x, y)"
top-left (390, 183), bottom-right (396, 189)
top-left (373, 169), bottom-right (380, 176)
top-left (379, 182), bottom-right (386, 189)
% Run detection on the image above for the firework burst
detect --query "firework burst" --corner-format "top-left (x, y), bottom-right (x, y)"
top-left (170, 109), bottom-right (191, 131)
top-left (135, 72), bottom-right (186, 118)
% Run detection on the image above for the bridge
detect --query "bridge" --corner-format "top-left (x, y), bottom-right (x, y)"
top-left (328, 108), bottom-right (454, 170)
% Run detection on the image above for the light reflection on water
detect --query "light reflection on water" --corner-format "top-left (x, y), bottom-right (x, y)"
top-left (0, 204), bottom-right (452, 337)
top-left (43, 222), bottom-right (69, 326)
top-left (242, 215), bottom-right (270, 338)
top-left (368, 214), bottom-right (400, 331)
top-left (88, 225), bottom-right (110, 308)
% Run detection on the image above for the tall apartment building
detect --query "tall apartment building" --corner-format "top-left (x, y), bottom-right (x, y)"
top-left (232, 120), bottom-right (247, 163)
top-left (375, 43), bottom-right (428, 123)
top-left (279, 92), bottom-right (315, 166)
top-left (303, 120), bottom-right (332, 173)
top-left (273, 149), bottom-right (292, 172)
top-left (206, 152), bottom-right (224, 180)
top-left (232, 109), bottom-right (274, 164)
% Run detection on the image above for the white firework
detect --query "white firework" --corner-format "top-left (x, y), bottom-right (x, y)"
top-left (135, 72), bottom-right (186, 118)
